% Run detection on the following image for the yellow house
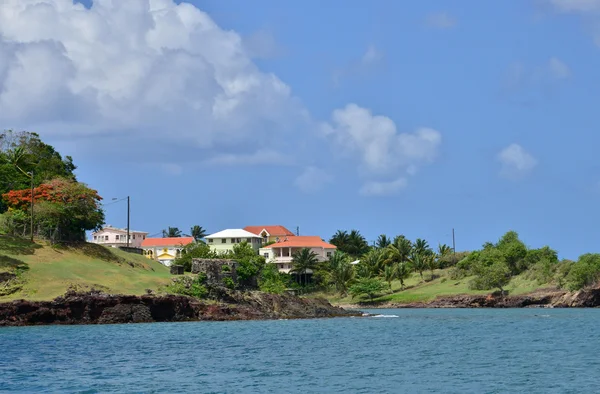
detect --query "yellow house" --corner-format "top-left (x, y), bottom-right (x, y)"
top-left (141, 236), bottom-right (195, 266)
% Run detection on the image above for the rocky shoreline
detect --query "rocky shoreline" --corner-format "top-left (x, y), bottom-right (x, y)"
top-left (0, 289), bottom-right (361, 326)
top-left (336, 288), bottom-right (600, 309)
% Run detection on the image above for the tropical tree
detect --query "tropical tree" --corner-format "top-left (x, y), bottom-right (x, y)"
top-left (411, 252), bottom-right (427, 280)
top-left (2, 178), bottom-right (104, 241)
top-left (330, 229), bottom-right (369, 257)
top-left (329, 230), bottom-right (349, 249)
top-left (162, 227), bottom-right (182, 238)
top-left (291, 248), bottom-right (320, 286)
top-left (395, 261), bottom-right (411, 289)
top-left (357, 248), bottom-right (385, 278)
top-left (413, 238), bottom-right (432, 256)
top-left (375, 234), bottom-right (391, 249)
top-left (348, 278), bottom-right (388, 302)
top-left (190, 225), bottom-right (207, 241)
top-left (172, 241), bottom-right (216, 272)
top-left (1, 130), bottom-right (76, 213)
top-left (327, 250), bottom-right (355, 295)
top-left (381, 264), bottom-right (396, 291)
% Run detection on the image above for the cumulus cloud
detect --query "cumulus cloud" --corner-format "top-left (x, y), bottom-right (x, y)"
top-left (425, 12), bottom-right (457, 29)
top-left (360, 178), bottom-right (407, 197)
top-left (322, 104), bottom-right (441, 195)
top-left (294, 167), bottom-right (333, 194)
top-left (497, 143), bottom-right (538, 179)
top-left (0, 0), bottom-right (305, 157)
top-left (203, 149), bottom-right (291, 166)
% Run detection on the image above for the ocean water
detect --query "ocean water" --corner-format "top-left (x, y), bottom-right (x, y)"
top-left (1, 309), bottom-right (599, 393)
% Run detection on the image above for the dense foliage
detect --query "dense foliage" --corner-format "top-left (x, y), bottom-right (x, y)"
top-left (0, 130), bottom-right (76, 213)
top-left (2, 178), bottom-right (104, 241)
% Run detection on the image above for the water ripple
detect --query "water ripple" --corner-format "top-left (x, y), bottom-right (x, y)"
top-left (2, 309), bottom-right (600, 393)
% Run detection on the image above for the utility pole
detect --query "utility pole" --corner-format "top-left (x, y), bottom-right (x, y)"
top-left (29, 171), bottom-right (34, 242)
top-left (296, 226), bottom-right (299, 236)
top-left (452, 228), bottom-right (456, 264)
top-left (127, 196), bottom-right (130, 248)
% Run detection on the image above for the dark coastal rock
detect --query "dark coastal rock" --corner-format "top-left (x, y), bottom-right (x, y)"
top-left (0, 289), bottom-right (360, 326)
top-left (390, 288), bottom-right (600, 308)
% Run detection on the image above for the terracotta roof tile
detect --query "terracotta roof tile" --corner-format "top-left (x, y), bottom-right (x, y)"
top-left (141, 237), bottom-right (195, 247)
top-left (261, 236), bottom-right (336, 249)
top-left (244, 225), bottom-right (295, 237)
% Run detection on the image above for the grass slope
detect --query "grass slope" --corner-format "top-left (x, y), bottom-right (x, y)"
top-left (322, 269), bottom-right (550, 305)
top-left (0, 236), bottom-right (171, 301)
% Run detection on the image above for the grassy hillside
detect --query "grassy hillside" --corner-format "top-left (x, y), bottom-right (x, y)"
top-left (321, 268), bottom-right (551, 306)
top-left (0, 236), bottom-right (171, 301)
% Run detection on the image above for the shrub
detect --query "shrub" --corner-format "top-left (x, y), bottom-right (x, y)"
top-left (166, 276), bottom-right (207, 298)
top-left (222, 277), bottom-right (235, 289)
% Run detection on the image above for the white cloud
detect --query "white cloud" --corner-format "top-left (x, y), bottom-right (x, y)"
top-left (361, 45), bottom-right (383, 66)
top-left (503, 57), bottom-right (571, 101)
top-left (425, 12), bottom-right (457, 29)
top-left (294, 167), bottom-right (333, 194)
top-left (0, 0), bottom-right (305, 155)
top-left (359, 178), bottom-right (407, 197)
top-left (497, 143), bottom-right (538, 179)
top-left (333, 45), bottom-right (383, 86)
top-left (322, 104), bottom-right (441, 194)
top-left (548, 57), bottom-right (571, 79)
top-left (203, 149), bottom-right (291, 166)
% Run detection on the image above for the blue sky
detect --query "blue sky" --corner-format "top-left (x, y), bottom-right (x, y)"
top-left (1, 0), bottom-right (600, 259)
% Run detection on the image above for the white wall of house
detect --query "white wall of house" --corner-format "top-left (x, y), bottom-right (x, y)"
top-left (259, 246), bottom-right (335, 273)
top-left (207, 237), bottom-right (263, 255)
top-left (90, 227), bottom-right (147, 248)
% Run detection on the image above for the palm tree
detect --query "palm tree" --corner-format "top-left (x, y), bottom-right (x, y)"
top-left (330, 230), bottom-right (349, 250)
top-left (388, 236), bottom-right (412, 265)
top-left (411, 252), bottom-right (427, 280)
top-left (190, 225), bottom-right (207, 241)
top-left (291, 248), bottom-right (320, 286)
top-left (346, 229), bottom-right (370, 257)
top-left (437, 243), bottom-right (453, 268)
top-left (162, 227), bottom-right (182, 238)
top-left (376, 234), bottom-right (391, 249)
top-left (5, 146), bottom-right (30, 178)
top-left (395, 261), bottom-right (411, 289)
top-left (358, 248), bottom-right (384, 278)
top-left (381, 264), bottom-right (396, 291)
top-left (328, 250), bottom-right (354, 295)
top-left (413, 238), bottom-right (431, 256)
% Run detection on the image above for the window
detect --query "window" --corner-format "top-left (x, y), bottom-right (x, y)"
top-left (221, 239), bottom-right (226, 244)
top-left (208, 239), bottom-right (213, 243)
top-left (105, 235), bottom-right (109, 241)
top-left (231, 238), bottom-right (236, 243)
top-left (133, 234), bottom-right (136, 239)
top-left (247, 238), bottom-right (252, 243)
top-left (236, 238), bottom-right (241, 243)
top-left (93, 236), bottom-right (97, 240)
top-left (143, 236), bottom-right (146, 240)
top-left (327, 252), bottom-right (332, 258)
top-left (263, 253), bottom-right (269, 258)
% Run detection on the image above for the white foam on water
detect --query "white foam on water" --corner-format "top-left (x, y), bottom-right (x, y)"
top-left (370, 314), bottom-right (399, 318)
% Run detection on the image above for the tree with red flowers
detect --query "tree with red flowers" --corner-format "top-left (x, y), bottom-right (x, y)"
top-left (2, 178), bottom-right (104, 241)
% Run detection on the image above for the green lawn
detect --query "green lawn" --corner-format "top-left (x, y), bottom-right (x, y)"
top-left (0, 236), bottom-right (171, 301)
top-left (321, 269), bottom-right (551, 305)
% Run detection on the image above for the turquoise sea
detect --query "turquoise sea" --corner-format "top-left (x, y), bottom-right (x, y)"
top-left (1, 308), bottom-right (599, 393)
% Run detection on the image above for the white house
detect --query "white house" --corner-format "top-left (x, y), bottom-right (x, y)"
top-left (205, 229), bottom-right (263, 254)
top-left (141, 236), bottom-right (195, 266)
top-left (259, 236), bottom-right (337, 273)
top-left (90, 225), bottom-right (148, 248)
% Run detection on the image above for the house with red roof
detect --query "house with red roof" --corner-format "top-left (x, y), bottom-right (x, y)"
top-left (141, 236), bottom-right (195, 266)
top-left (243, 225), bottom-right (295, 244)
top-left (259, 236), bottom-right (336, 273)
